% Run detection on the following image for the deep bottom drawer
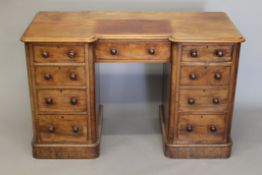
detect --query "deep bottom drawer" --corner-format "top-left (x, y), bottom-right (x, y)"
top-left (37, 115), bottom-right (89, 143)
top-left (177, 114), bottom-right (226, 144)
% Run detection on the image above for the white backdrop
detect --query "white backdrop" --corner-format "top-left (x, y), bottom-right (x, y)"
top-left (0, 1), bottom-right (261, 175)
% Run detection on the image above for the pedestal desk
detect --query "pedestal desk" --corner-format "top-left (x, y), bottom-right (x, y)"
top-left (21, 11), bottom-right (245, 159)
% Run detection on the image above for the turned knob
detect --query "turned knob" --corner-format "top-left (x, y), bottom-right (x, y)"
top-left (48, 125), bottom-right (55, 133)
top-left (214, 72), bottom-right (222, 80)
top-left (69, 72), bottom-right (77, 80)
top-left (72, 126), bottom-right (79, 133)
top-left (148, 48), bottom-right (155, 55)
top-left (190, 49), bottom-right (198, 57)
top-left (110, 48), bottom-right (118, 55)
top-left (212, 98), bottom-right (220, 104)
top-left (42, 51), bottom-right (49, 58)
top-left (215, 50), bottom-right (224, 57)
top-left (67, 50), bottom-right (76, 58)
top-left (70, 97), bottom-right (78, 105)
top-left (209, 125), bottom-right (217, 132)
top-left (186, 124), bottom-right (193, 132)
top-left (189, 73), bottom-right (197, 80)
top-left (44, 73), bottom-right (52, 80)
top-left (45, 97), bottom-right (53, 105)
top-left (188, 98), bottom-right (195, 105)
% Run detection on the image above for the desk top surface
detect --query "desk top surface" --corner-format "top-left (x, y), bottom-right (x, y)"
top-left (21, 11), bottom-right (245, 43)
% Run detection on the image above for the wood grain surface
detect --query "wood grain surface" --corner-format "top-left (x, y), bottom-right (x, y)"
top-left (21, 12), bottom-right (245, 43)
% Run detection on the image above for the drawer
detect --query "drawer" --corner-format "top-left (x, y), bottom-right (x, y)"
top-left (37, 89), bottom-right (87, 113)
top-left (35, 66), bottom-right (86, 86)
top-left (180, 65), bottom-right (231, 86)
top-left (177, 114), bottom-right (226, 144)
top-left (37, 115), bottom-right (88, 143)
top-left (95, 40), bottom-right (170, 61)
top-left (179, 88), bottom-right (228, 112)
top-left (33, 44), bottom-right (85, 63)
top-left (182, 45), bottom-right (233, 62)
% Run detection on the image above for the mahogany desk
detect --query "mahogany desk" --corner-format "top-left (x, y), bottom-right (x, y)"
top-left (21, 11), bottom-right (245, 159)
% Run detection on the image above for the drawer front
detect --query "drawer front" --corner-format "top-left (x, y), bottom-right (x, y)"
top-left (33, 45), bottom-right (85, 63)
top-left (37, 89), bottom-right (87, 113)
top-left (95, 40), bottom-right (170, 61)
top-left (35, 66), bottom-right (86, 86)
top-left (180, 65), bottom-right (231, 86)
top-left (177, 114), bottom-right (226, 144)
top-left (182, 45), bottom-right (233, 62)
top-left (37, 115), bottom-right (88, 143)
top-left (179, 88), bottom-right (228, 112)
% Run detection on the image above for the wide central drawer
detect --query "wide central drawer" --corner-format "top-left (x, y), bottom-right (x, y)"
top-left (94, 40), bottom-right (171, 61)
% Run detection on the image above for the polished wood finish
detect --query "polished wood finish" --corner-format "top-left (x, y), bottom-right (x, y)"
top-left (21, 12), bottom-right (244, 159)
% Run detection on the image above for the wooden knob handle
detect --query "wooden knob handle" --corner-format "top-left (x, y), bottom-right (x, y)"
top-left (67, 50), bottom-right (76, 58)
top-left (69, 72), bottom-right (77, 80)
top-left (214, 72), bottom-right (222, 80)
top-left (215, 50), bottom-right (224, 57)
top-left (48, 125), bottom-right (55, 133)
top-left (148, 48), bottom-right (155, 55)
top-left (72, 126), bottom-right (79, 133)
top-left (45, 97), bottom-right (53, 105)
top-left (186, 124), bottom-right (193, 132)
top-left (209, 125), bottom-right (217, 132)
top-left (212, 98), bottom-right (220, 104)
top-left (44, 73), bottom-right (52, 80)
top-left (110, 48), bottom-right (118, 55)
top-left (188, 98), bottom-right (195, 105)
top-left (42, 51), bottom-right (49, 58)
top-left (189, 73), bottom-right (197, 80)
top-left (190, 49), bottom-right (198, 57)
top-left (70, 97), bottom-right (78, 105)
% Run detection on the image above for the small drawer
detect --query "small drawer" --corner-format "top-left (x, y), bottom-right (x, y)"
top-left (180, 65), bottom-right (231, 86)
top-left (177, 114), bottom-right (226, 144)
top-left (33, 44), bottom-right (85, 63)
top-left (35, 66), bottom-right (86, 86)
top-left (95, 40), bottom-right (171, 61)
top-left (37, 89), bottom-right (87, 113)
top-left (179, 88), bottom-right (228, 112)
top-left (37, 115), bottom-right (88, 143)
top-left (182, 45), bottom-right (233, 62)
